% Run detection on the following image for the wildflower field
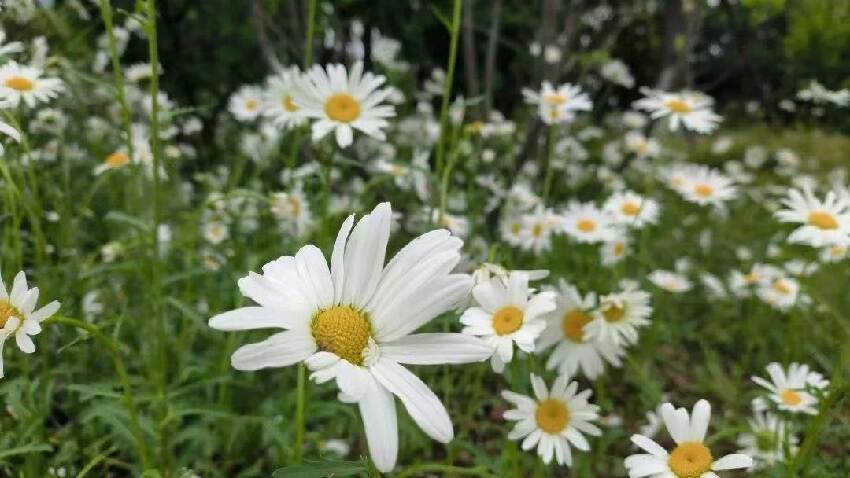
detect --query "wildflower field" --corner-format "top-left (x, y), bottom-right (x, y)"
top-left (1, 1), bottom-right (850, 477)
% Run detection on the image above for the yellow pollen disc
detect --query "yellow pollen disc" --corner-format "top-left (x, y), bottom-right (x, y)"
top-left (324, 93), bottom-right (361, 123)
top-left (535, 398), bottom-right (569, 434)
top-left (245, 99), bottom-right (259, 111)
top-left (621, 202), bottom-right (641, 216)
top-left (0, 299), bottom-right (23, 329)
top-left (671, 177), bottom-right (685, 187)
top-left (830, 246), bottom-right (846, 257)
top-left (531, 223), bottom-right (544, 238)
top-left (492, 305), bottom-right (524, 336)
top-left (780, 389), bottom-right (803, 406)
top-left (602, 305), bottom-right (625, 323)
top-left (665, 98), bottom-right (693, 114)
top-left (466, 121), bottom-right (484, 133)
top-left (544, 93), bottom-right (568, 106)
top-left (105, 152), bottom-right (130, 167)
top-left (577, 219), bottom-right (596, 232)
top-left (668, 442), bottom-right (713, 478)
top-left (772, 280), bottom-right (792, 295)
top-left (562, 309), bottom-right (592, 343)
top-left (5, 75), bottom-right (34, 91)
top-left (283, 95), bottom-right (298, 112)
top-left (613, 243), bottom-right (626, 255)
top-left (311, 306), bottom-right (371, 365)
top-left (694, 184), bottom-right (714, 198)
top-left (289, 197), bottom-right (302, 216)
top-left (807, 211), bottom-right (839, 230)
top-left (510, 222), bottom-right (521, 235)
top-left (743, 272), bottom-right (759, 285)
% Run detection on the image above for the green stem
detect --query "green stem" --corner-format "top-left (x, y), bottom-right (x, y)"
top-left (542, 124), bottom-right (557, 201)
top-left (97, 0), bottom-right (135, 166)
top-left (434, 0), bottom-right (463, 176)
top-left (293, 363), bottom-right (307, 463)
top-left (303, 0), bottom-right (318, 68)
top-left (44, 316), bottom-right (150, 470)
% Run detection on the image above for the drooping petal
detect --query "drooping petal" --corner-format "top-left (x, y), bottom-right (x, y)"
top-left (379, 333), bottom-right (492, 365)
top-left (358, 377), bottom-right (398, 472)
top-left (710, 453), bottom-right (754, 471)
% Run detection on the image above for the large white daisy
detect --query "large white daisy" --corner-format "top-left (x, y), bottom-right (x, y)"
top-left (1, 270), bottom-right (61, 378)
top-left (294, 62), bottom-right (396, 147)
top-left (208, 202), bottom-right (492, 472)
top-left (625, 399), bottom-right (753, 478)
top-left (460, 272), bottom-right (555, 373)
top-left (502, 373), bottom-right (601, 466)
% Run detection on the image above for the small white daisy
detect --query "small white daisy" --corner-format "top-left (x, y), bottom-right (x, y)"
top-left (228, 85), bottom-right (264, 121)
top-left (755, 275), bottom-right (799, 311)
top-left (460, 272), bottom-right (556, 373)
top-left (586, 283), bottom-right (652, 346)
top-left (774, 187), bottom-right (850, 247)
top-left (1, 270), bottom-right (61, 378)
top-left (295, 62), bottom-right (396, 147)
top-left (538, 280), bottom-right (624, 380)
top-left (522, 82), bottom-right (592, 125)
top-left (625, 399), bottom-right (753, 478)
top-left (262, 66), bottom-right (306, 130)
top-left (679, 166), bottom-right (737, 207)
top-left (502, 373), bottom-right (601, 466)
top-left (604, 191), bottom-right (659, 228)
top-left (736, 408), bottom-right (797, 469)
top-left (0, 61), bottom-right (63, 108)
top-left (623, 131), bottom-right (660, 159)
top-left (752, 362), bottom-right (828, 415)
top-left (647, 270), bottom-right (692, 293)
top-left (561, 202), bottom-right (619, 244)
top-left (633, 88), bottom-right (721, 133)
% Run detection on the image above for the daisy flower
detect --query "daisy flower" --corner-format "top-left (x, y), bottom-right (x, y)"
top-left (736, 408), bottom-right (797, 469)
top-left (755, 275), bottom-right (799, 311)
top-left (0, 61), bottom-right (63, 108)
top-left (679, 166), bottom-right (737, 207)
top-left (94, 149), bottom-right (131, 175)
top-left (604, 191), bottom-right (659, 228)
top-left (516, 207), bottom-right (562, 255)
top-left (208, 203), bottom-right (492, 472)
top-left (561, 202), bottom-right (619, 244)
top-left (262, 66), bottom-right (306, 129)
top-left (647, 270), bottom-right (693, 293)
top-left (586, 283), bottom-right (652, 346)
top-left (625, 399), bottom-right (753, 478)
top-left (774, 187), bottom-right (850, 247)
top-left (295, 62), bottom-right (396, 147)
top-left (752, 362), bottom-right (829, 415)
top-left (270, 189), bottom-right (314, 237)
top-left (522, 82), bottom-right (592, 125)
top-left (1, 270), bottom-right (61, 378)
top-left (820, 241), bottom-right (848, 262)
top-left (460, 272), bottom-right (556, 373)
top-left (633, 88), bottom-right (721, 134)
top-left (623, 131), bottom-right (660, 159)
top-left (228, 85), bottom-right (264, 121)
top-left (538, 280), bottom-right (624, 380)
top-left (502, 373), bottom-right (601, 466)
top-left (601, 239), bottom-right (629, 266)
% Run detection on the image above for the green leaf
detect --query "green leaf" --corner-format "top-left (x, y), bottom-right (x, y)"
top-left (273, 459), bottom-right (367, 478)
top-left (0, 444), bottom-right (52, 460)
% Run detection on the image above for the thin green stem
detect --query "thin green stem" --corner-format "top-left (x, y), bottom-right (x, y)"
top-left (44, 316), bottom-right (151, 470)
top-left (97, 0), bottom-right (135, 166)
top-left (542, 124), bottom-right (557, 201)
top-left (303, 0), bottom-right (318, 68)
top-left (293, 363), bottom-right (307, 464)
top-left (434, 0), bottom-right (463, 176)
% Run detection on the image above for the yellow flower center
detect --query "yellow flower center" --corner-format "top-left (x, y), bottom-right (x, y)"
top-left (743, 272), bottom-right (760, 285)
top-left (602, 304), bottom-right (625, 323)
top-left (694, 184), bottom-right (714, 198)
top-left (780, 389), bottom-right (803, 406)
top-left (0, 299), bottom-right (23, 329)
top-left (5, 75), bottom-right (34, 91)
top-left (466, 121), bottom-right (484, 133)
top-left (492, 305), bottom-right (524, 336)
top-left (613, 242), bottom-right (626, 256)
top-left (665, 98), bottom-right (693, 114)
top-left (510, 222), bottom-right (522, 235)
top-left (105, 152), bottom-right (130, 168)
top-left (829, 245), bottom-right (846, 257)
top-left (561, 309), bottom-right (592, 343)
top-left (283, 95), bottom-right (299, 112)
top-left (577, 219), bottom-right (596, 232)
top-left (621, 202), bottom-right (641, 216)
top-left (245, 99), bottom-right (259, 111)
top-left (807, 211), bottom-right (839, 230)
top-left (324, 93), bottom-right (361, 123)
top-left (544, 93), bottom-right (568, 106)
top-left (531, 223), bottom-right (543, 238)
top-left (668, 442), bottom-right (713, 478)
top-left (772, 279), bottom-right (792, 295)
top-left (535, 398), bottom-right (569, 434)
top-left (310, 306), bottom-right (371, 365)
top-left (289, 197), bottom-right (302, 216)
